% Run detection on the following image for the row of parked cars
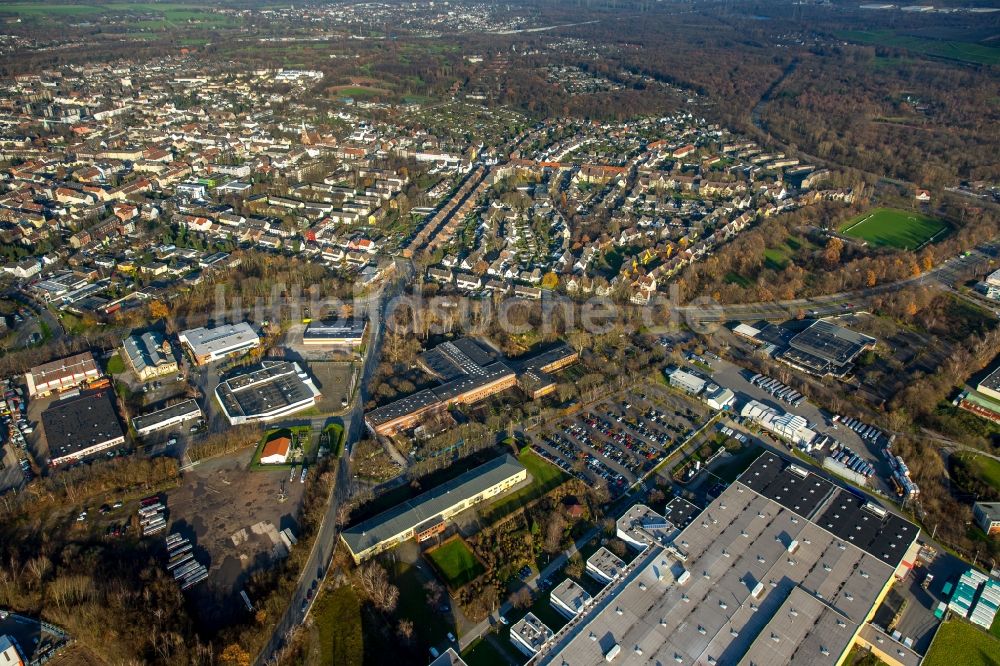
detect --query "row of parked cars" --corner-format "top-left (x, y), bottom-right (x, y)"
top-left (748, 373), bottom-right (804, 407)
top-left (1, 379), bottom-right (33, 482)
top-left (831, 414), bottom-right (887, 446)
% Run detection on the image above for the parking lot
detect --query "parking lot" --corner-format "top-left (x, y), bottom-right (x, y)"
top-left (529, 385), bottom-right (709, 499)
top-left (871, 544), bottom-right (968, 655)
top-left (303, 360), bottom-right (354, 414)
top-left (706, 357), bottom-right (896, 495)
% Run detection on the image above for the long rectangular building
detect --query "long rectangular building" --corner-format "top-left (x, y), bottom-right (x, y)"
top-left (26, 351), bottom-right (101, 397)
top-left (341, 454), bottom-right (526, 563)
top-left (365, 362), bottom-right (517, 435)
top-left (178, 322), bottom-right (259, 365)
top-left (302, 318), bottom-right (367, 349)
top-left (132, 399), bottom-right (203, 436)
top-left (365, 338), bottom-right (577, 436)
top-left (533, 452), bottom-right (920, 666)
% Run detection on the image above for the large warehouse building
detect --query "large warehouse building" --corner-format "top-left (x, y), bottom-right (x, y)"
top-left (341, 454), bottom-right (527, 563)
top-left (25, 351), bottom-right (102, 397)
top-left (41, 390), bottom-right (125, 466)
top-left (779, 320), bottom-right (876, 377)
top-left (215, 361), bottom-right (321, 425)
top-left (178, 322), bottom-right (259, 365)
top-left (532, 452), bottom-right (920, 666)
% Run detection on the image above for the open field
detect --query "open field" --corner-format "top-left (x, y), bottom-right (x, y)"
top-left (425, 536), bottom-right (485, 589)
top-left (839, 207), bottom-right (948, 250)
top-left (957, 452), bottom-right (1000, 493)
top-left (923, 618), bottom-right (1000, 666)
top-left (0, 2), bottom-right (240, 29)
top-left (164, 448), bottom-right (304, 631)
top-left (838, 30), bottom-right (1000, 66)
top-left (763, 235), bottom-right (816, 270)
top-left (309, 585), bottom-right (364, 665)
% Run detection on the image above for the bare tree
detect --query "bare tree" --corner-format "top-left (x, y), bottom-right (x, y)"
top-left (357, 562), bottom-right (399, 613)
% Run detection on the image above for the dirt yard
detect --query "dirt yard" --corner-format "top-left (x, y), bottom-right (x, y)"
top-left (165, 447), bottom-right (305, 630)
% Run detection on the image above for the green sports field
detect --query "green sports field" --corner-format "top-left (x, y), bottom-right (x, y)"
top-left (923, 618), bottom-right (1000, 666)
top-left (839, 207), bottom-right (948, 250)
top-left (425, 537), bottom-right (484, 589)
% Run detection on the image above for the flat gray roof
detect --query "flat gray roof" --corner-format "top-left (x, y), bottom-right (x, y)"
top-left (551, 578), bottom-right (593, 616)
top-left (787, 319), bottom-right (875, 369)
top-left (41, 390), bottom-right (123, 461)
top-left (342, 455), bottom-right (525, 556)
top-left (179, 322), bottom-right (258, 357)
top-left (587, 547), bottom-right (626, 580)
top-left (979, 366), bottom-right (1000, 393)
top-left (132, 399), bottom-right (201, 432)
top-left (976, 501), bottom-right (1000, 522)
top-left (511, 613), bottom-right (553, 653)
top-left (537, 454), bottom-right (919, 666)
top-left (617, 504), bottom-right (677, 547)
top-left (216, 361), bottom-right (318, 420)
top-left (303, 318), bottom-right (366, 341)
top-left (737, 586), bottom-right (859, 666)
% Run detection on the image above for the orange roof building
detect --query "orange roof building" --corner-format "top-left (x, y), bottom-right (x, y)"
top-left (260, 436), bottom-right (291, 464)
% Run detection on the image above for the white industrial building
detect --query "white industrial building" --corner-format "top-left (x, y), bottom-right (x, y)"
top-left (215, 361), bottom-right (320, 425)
top-left (509, 612), bottom-right (553, 657)
top-left (740, 399), bottom-right (816, 446)
top-left (550, 579), bottom-right (593, 620)
top-left (667, 368), bottom-right (706, 395)
top-left (178, 322), bottom-right (259, 365)
top-left (132, 399), bottom-right (203, 436)
top-left (703, 384), bottom-right (735, 411)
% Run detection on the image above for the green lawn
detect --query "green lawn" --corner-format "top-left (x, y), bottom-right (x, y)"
top-left (323, 423), bottom-right (345, 458)
top-left (462, 636), bottom-right (519, 666)
top-left (959, 452), bottom-right (1000, 494)
top-left (334, 86), bottom-right (386, 98)
top-left (311, 585), bottom-right (363, 665)
top-left (425, 537), bottom-right (485, 589)
top-left (837, 30), bottom-right (1000, 66)
top-left (482, 449), bottom-right (569, 521)
top-left (839, 207), bottom-right (948, 250)
top-left (389, 561), bottom-right (455, 644)
top-left (923, 618), bottom-right (1000, 666)
top-left (106, 353), bottom-right (126, 375)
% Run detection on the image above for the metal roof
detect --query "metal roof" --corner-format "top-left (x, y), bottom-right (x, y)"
top-left (341, 455), bottom-right (525, 556)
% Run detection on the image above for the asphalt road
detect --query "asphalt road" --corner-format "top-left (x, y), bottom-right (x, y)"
top-left (255, 259), bottom-right (413, 665)
top-left (676, 238), bottom-right (1000, 326)
top-left (251, 235), bottom-right (997, 661)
